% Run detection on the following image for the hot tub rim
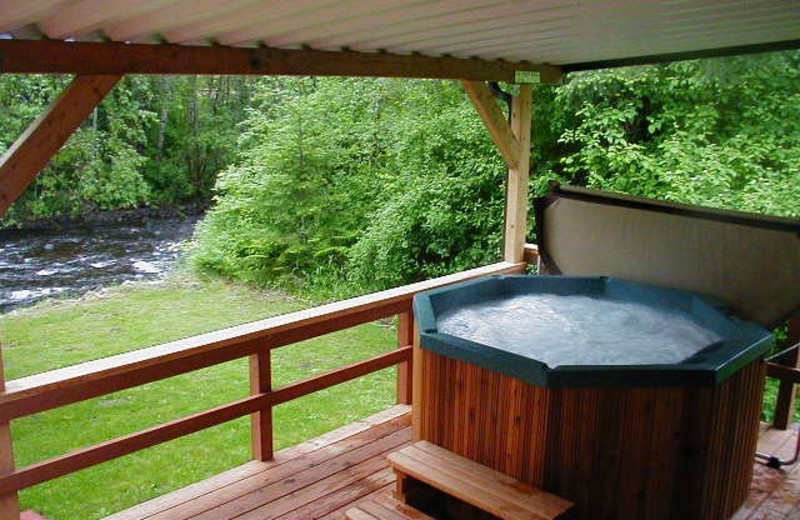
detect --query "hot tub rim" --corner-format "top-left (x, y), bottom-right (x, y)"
top-left (414, 275), bottom-right (774, 388)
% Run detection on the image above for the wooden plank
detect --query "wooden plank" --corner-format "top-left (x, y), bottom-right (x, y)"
top-left (346, 509), bottom-right (378, 520)
top-left (271, 347), bottom-right (411, 406)
top-left (234, 451), bottom-right (408, 520)
top-left (393, 441), bottom-right (572, 519)
top-left (0, 261), bottom-right (523, 423)
top-left (188, 428), bottom-right (411, 520)
top-left (143, 413), bottom-right (411, 520)
top-left (389, 450), bottom-right (555, 520)
top-left (372, 493), bottom-right (437, 520)
top-left (0, 344), bottom-right (18, 520)
top-left (396, 312), bottom-right (414, 405)
top-left (774, 316), bottom-right (800, 429)
top-left (318, 484), bottom-right (395, 520)
top-left (461, 80), bottom-right (520, 170)
top-left (106, 460), bottom-right (271, 520)
top-left (249, 348), bottom-right (273, 461)
top-left (503, 84), bottom-right (533, 263)
top-left (0, 74), bottom-right (121, 217)
top-left (359, 497), bottom-right (432, 520)
top-left (0, 40), bottom-right (563, 83)
top-left (276, 468), bottom-right (396, 520)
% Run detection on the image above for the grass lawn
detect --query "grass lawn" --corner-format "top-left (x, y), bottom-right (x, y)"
top-left (0, 276), bottom-right (397, 520)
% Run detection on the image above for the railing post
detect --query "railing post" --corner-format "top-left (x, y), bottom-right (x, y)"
top-left (774, 316), bottom-right (800, 430)
top-left (0, 343), bottom-right (20, 520)
top-left (397, 311), bottom-right (414, 405)
top-left (249, 349), bottom-right (273, 461)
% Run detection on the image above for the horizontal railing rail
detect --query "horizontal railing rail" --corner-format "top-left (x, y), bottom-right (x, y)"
top-left (0, 261), bottom-right (524, 497)
top-left (767, 361), bottom-right (800, 386)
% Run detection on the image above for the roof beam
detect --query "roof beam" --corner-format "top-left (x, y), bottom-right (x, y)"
top-left (0, 74), bottom-right (122, 218)
top-left (562, 39), bottom-right (800, 72)
top-left (0, 40), bottom-right (563, 83)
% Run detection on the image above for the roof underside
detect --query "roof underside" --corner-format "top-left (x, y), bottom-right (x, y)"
top-left (1, 0), bottom-right (799, 77)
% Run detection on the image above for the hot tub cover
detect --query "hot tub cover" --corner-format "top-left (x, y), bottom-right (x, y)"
top-left (414, 275), bottom-right (773, 387)
top-left (534, 183), bottom-right (800, 329)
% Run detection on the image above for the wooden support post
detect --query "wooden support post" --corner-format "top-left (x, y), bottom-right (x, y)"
top-left (504, 84), bottom-right (533, 263)
top-left (462, 81), bottom-right (533, 263)
top-left (249, 350), bottom-right (273, 461)
top-left (397, 311), bottom-right (414, 405)
top-left (0, 74), bottom-right (122, 218)
top-left (0, 344), bottom-right (20, 520)
top-left (774, 316), bottom-right (800, 429)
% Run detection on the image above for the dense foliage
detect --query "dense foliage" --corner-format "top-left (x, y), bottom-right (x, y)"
top-left (544, 52), bottom-right (800, 217)
top-left (0, 75), bottom-right (254, 224)
top-left (3, 51), bottom-right (797, 296)
top-left (189, 78), bottom-right (507, 295)
top-left (192, 51), bottom-right (799, 297)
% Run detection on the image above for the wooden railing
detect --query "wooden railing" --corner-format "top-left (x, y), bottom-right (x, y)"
top-left (0, 261), bottom-right (526, 511)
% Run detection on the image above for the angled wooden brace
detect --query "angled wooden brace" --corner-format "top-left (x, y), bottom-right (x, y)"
top-left (462, 81), bottom-right (533, 263)
top-left (0, 74), bottom-right (122, 218)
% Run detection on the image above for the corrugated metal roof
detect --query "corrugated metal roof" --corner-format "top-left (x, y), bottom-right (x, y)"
top-left (0, 0), bottom-right (798, 69)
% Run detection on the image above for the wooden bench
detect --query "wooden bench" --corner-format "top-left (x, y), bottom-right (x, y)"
top-left (346, 494), bottom-right (435, 520)
top-left (386, 441), bottom-right (573, 520)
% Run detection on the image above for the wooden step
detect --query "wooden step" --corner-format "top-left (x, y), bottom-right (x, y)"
top-left (387, 441), bottom-right (572, 520)
top-left (346, 493), bottom-right (435, 520)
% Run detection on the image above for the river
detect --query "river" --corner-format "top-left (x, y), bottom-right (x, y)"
top-left (0, 214), bottom-right (200, 313)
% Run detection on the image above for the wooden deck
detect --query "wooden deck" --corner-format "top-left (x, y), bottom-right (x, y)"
top-left (105, 406), bottom-right (413, 520)
top-left (105, 406), bottom-right (798, 520)
top-left (734, 423), bottom-right (800, 520)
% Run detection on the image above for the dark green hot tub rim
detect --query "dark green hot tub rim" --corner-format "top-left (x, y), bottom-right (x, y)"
top-left (413, 275), bottom-right (773, 388)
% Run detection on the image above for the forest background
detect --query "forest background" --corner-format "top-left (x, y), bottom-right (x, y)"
top-left (1, 50), bottom-right (798, 300)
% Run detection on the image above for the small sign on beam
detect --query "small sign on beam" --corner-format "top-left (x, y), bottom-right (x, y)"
top-left (514, 70), bottom-right (541, 84)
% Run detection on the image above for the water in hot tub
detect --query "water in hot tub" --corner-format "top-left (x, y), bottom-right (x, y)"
top-left (436, 294), bottom-right (722, 366)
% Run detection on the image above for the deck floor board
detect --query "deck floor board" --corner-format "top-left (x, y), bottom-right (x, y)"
top-left (106, 407), bottom-right (799, 520)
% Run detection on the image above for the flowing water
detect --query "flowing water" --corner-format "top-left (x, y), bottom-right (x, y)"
top-left (437, 293), bottom-right (721, 366)
top-left (0, 215), bottom-right (200, 313)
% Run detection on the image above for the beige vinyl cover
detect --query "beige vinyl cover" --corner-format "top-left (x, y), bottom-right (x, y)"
top-left (535, 185), bottom-right (800, 328)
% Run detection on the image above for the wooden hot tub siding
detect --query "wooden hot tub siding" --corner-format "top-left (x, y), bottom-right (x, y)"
top-left (412, 346), bottom-right (765, 520)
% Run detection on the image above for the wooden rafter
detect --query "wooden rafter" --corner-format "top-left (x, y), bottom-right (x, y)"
top-left (0, 40), bottom-right (563, 83)
top-left (0, 74), bottom-right (122, 218)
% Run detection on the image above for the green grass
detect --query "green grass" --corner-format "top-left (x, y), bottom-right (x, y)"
top-left (0, 276), bottom-right (397, 519)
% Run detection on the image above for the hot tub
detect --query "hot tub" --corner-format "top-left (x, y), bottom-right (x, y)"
top-left (412, 275), bottom-right (773, 520)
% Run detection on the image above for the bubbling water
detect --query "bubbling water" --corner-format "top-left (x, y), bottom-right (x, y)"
top-left (436, 294), bottom-right (721, 366)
